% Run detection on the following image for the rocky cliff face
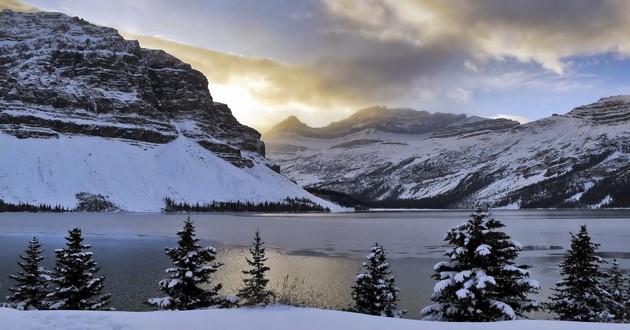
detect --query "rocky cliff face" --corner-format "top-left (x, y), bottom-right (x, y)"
top-left (0, 10), bottom-right (341, 212)
top-left (0, 10), bottom-right (262, 167)
top-left (264, 98), bottom-right (630, 208)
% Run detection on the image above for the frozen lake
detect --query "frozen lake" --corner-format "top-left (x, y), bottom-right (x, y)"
top-left (0, 210), bottom-right (629, 319)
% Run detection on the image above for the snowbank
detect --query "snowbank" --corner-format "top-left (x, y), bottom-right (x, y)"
top-left (0, 307), bottom-right (627, 330)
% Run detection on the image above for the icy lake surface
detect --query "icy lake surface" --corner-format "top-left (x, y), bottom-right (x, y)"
top-left (0, 210), bottom-right (629, 318)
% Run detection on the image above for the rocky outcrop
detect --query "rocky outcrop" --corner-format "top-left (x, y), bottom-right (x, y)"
top-left (264, 98), bottom-right (630, 208)
top-left (0, 10), bottom-right (262, 167)
top-left (567, 95), bottom-right (630, 125)
top-left (431, 117), bottom-right (519, 138)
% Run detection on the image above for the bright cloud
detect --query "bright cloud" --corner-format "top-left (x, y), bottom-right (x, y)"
top-left (322, 0), bottom-right (630, 75)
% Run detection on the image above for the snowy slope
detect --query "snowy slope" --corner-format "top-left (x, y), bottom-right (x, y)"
top-left (0, 131), bottom-right (342, 212)
top-left (264, 97), bottom-right (630, 208)
top-left (1, 307), bottom-right (627, 330)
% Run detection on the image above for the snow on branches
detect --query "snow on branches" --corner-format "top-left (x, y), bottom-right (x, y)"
top-left (148, 217), bottom-right (223, 310)
top-left (47, 228), bottom-right (111, 310)
top-left (421, 207), bottom-right (539, 321)
top-left (351, 243), bottom-right (404, 317)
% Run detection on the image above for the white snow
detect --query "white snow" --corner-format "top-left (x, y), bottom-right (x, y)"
top-left (453, 270), bottom-right (471, 283)
top-left (433, 279), bottom-right (453, 293)
top-left (455, 288), bottom-right (470, 299)
top-left (475, 244), bottom-right (492, 256)
top-left (1, 307), bottom-right (627, 330)
top-left (0, 132), bottom-right (344, 212)
top-left (490, 300), bottom-right (516, 320)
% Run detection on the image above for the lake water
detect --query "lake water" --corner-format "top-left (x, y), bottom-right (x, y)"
top-left (0, 210), bottom-right (629, 319)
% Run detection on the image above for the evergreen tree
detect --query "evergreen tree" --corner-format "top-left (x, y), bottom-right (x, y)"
top-left (238, 228), bottom-right (272, 306)
top-left (148, 217), bottom-right (223, 310)
top-left (351, 243), bottom-right (403, 317)
top-left (547, 225), bottom-right (613, 322)
top-left (6, 237), bottom-right (51, 310)
top-left (47, 228), bottom-right (111, 310)
top-left (607, 258), bottom-right (628, 322)
top-left (421, 207), bottom-right (539, 321)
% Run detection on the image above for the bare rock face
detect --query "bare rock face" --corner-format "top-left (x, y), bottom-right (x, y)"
top-left (0, 10), bottom-right (263, 167)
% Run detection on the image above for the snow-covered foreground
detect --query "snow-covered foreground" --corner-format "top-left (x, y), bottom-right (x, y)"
top-left (1, 307), bottom-right (627, 330)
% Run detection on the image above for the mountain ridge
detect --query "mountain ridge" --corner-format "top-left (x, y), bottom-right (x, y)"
top-left (264, 97), bottom-right (630, 208)
top-left (263, 106), bottom-right (489, 140)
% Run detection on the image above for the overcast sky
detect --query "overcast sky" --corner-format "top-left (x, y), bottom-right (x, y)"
top-left (6, 0), bottom-right (630, 131)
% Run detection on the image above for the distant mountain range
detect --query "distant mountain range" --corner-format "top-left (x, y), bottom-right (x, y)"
top-left (263, 97), bottom-right (630, 208)
top-left (0, 10), bottom-right (339, 212)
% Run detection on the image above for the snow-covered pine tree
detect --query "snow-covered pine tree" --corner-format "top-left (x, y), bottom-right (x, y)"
top-left (148, 216), bottom-right (223, 310)
top-left (47, 228), bottom-right (111, 310)
top-left (607, 258), bottom-right (628, 322)
top-left (547, 224), bottom-right (613, 322)
top-left (351, 243), bottom-right (403, 317)
top-left (421, 207), bottom-right (539, 321)
top-left (6, 237), bottom-right (51, 310)
top-left (238, 228), bottom-right (272, 306)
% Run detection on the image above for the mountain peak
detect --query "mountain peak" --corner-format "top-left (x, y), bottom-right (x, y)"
top-left (283, 115), bottom-right (307, 126)
top-left (264, 115), bottom-right (312, 138)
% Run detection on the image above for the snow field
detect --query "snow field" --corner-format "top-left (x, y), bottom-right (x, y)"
top-left (1, 306), bottom-right (628, 330)
top-left (0, 132), bottom-right (343, 212)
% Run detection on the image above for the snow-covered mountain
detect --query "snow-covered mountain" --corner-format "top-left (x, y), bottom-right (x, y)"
top-left (0, 10), bottom-right (340, 212)
top-left (263, 98), bottom-right (630, 208)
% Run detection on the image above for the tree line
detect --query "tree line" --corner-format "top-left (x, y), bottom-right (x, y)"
top-left (2, 209), bottom-right (630, 323)
top-left (163, 197), bottom-right (331, 213)
top-left (0, 198), bottom-right (67, 213)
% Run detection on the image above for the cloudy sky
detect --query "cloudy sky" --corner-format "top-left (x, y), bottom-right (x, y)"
top-left (5, 0), bottom-right (630, 131)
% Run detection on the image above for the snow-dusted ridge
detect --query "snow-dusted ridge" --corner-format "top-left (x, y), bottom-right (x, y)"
top-left (0, 10), bottom-right (342, 212)
top-left (264, 98), bottom-right (630, 208)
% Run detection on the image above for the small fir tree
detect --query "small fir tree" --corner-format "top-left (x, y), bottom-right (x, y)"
top-left (47, 228), bottom-right (111, 310)
top-left (238, 228), bottom-right (272, 306)
top-left (607, 258), bottom-right (628, 322)
top-left (6, 237), bottom-right (51, 310)
top-left (547, 225), bottom-right (613, 322)
top-left (148, 217), bottom-right (223, 310)
top-left (421, 207), bottom-right (539, 321)
top-left (351, 243), bottom-right (403, 317)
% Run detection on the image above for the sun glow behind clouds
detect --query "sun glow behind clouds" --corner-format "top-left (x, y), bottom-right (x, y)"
top-left (10, 0), bottom-right (630, 131)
